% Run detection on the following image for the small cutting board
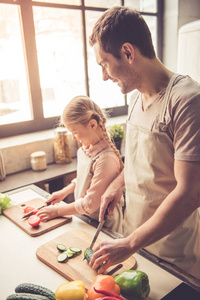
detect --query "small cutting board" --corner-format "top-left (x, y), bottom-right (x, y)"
top-left (3, 198), bottom-right (72, 237)
top-left (36, 229), bottom-right (137, 289)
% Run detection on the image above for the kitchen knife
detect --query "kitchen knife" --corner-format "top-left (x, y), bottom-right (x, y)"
top-left (21, 200), bottom-right (52, 219)
top-left (83, 206), bottom-right (109, 260)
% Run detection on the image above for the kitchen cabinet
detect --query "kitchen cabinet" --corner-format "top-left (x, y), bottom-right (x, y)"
top-left (0, 185), bottom-right (200, 299)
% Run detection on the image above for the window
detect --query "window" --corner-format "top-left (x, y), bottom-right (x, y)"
top-left (33, 6), bottom-right (86, 118)
top-left (0, 3), bottom-right (32, 125)
top-left (0, 0), bottom-right (163, 138)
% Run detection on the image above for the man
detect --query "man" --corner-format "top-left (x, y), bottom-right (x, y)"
top-left (89, 6), bottom-right (200, 279)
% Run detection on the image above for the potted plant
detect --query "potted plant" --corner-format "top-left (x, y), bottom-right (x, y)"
top-left (108, 124), bottom-right (125, 152)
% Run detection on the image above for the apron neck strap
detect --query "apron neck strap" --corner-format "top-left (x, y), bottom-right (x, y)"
top-left (128, 92), bottom-right (140, 120)
top-left (159, 73), bottom-right (180, 124)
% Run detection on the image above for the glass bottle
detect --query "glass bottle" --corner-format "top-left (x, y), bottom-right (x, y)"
top-left (31, 151), bottom-right (47, 171)
top-left (54, 128), bottom-right (72, 164)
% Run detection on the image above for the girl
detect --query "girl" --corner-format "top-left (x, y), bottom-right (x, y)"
top-left (37, 95), bottom-right (124, 233)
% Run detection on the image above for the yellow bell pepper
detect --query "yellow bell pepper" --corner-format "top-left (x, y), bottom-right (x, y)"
top-left (55, 280), bottom-right (86, 300)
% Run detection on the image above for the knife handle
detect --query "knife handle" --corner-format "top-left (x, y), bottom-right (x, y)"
top-left (104, 204), bottom-right (110, 220)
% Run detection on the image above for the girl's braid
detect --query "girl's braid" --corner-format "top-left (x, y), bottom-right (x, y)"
top-left (97, 114), bottom-right (124, 171)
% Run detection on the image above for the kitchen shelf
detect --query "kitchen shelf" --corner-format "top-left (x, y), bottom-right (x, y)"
top-left (0, 158), bottom-right (77, 193)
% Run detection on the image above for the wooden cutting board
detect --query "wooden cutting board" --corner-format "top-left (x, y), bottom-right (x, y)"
top-left (3, 198), bottom-right (72, 237)
top-left (36, 229), bottom-right (137, 288)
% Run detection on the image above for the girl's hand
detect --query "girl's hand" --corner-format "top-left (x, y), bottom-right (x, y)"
top-left (37, 205), bottom-right (59, 221)
top-left (89, 237), bottom-right (133, 273)
top-left (46, 189), bottom-right (66, 205)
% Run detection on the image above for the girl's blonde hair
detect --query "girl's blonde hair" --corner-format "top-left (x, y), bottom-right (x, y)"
top-left (62, 95), bottom-right (124, 170)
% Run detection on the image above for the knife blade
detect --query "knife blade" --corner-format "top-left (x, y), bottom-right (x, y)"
top-left (89, 219), bottom-right (106, 250)
top-left (83, 206), bottom-right (109, 260)
top-left (21, 200), bottom-right (52, 219)
top-left (89, 206), bottom-right (109, 250)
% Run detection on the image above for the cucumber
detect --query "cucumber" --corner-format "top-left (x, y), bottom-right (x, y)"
top-left (69, 247), bottom-right (82, 254)
top-left (56, 245), bottom-right (82, 261)
top-left (6, 293), bottom-right (49, 300)
top-left (57, 252), bottom-right (68, 263)
top-left (84, 247), bottom-right (104, 271)
top-left (84, 247), bottom-right (94, 263)
top-left (63, 249), bottom-right (74, 258)
top-left (57, 244), bottom-right (66, 252)
top-left (15, 283), bottom-right (55, 300)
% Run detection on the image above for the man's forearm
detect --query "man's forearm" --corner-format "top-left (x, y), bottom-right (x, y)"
top-left (127, 186), bottom-right (199, 253)
top-left (113, 168), bottom-right (125, 188)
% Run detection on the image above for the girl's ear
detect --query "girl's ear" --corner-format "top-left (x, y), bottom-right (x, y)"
top-left (121, 43), bottom-right (135, 63)
top-left (89, 119), bottom-right (98, 129)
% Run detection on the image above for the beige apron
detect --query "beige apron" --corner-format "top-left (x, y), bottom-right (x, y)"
top-left (75, 147), bottom-right (124, 234)
top-left (123, 74), bottom-right (200, 278)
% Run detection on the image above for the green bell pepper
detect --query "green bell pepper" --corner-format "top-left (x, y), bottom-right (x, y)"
top-left (114, 270), bottom-right (150, 300)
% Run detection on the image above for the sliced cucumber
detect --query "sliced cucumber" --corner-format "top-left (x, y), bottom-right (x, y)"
top-left (57, 244), bottom-right (66, 252)
top-left (69, 247), bottom-right (82, 254)
top-left (57, 252), bottom-right (68, 263)
top-left (63, 249), bottom-right (74, 258)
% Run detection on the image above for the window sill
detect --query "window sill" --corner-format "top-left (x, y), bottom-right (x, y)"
top-left (1, 115), bottom-right (127, 176)
top-left (1, 159), bottom-right (77, 194)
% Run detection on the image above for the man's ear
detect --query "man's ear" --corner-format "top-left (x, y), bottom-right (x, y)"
top-left (121, 43), bottom-right (135, 63)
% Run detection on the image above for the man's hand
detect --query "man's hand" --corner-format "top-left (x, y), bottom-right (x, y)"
top-left (89, 237), bottom-right (133, 273)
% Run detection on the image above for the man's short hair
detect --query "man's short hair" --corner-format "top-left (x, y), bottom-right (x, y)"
top-left (89, 6), bottom-right (156, 59)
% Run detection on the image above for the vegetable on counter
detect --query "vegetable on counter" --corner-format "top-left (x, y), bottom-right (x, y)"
top-left (57, 252), bottom-right (68, 263)
top-left (55, 280), bottom-right (86, 300)
top-left (28, 214), bottom-right (41, 227)
top-left (84, 248), bottom-right (103, 271)
top-left (23, 206), bottom-right (39, 215)
top-left (15, 283), bottom-right (55, 300)
top-left (6, 283), bottom-right (55, 300)
top-left (23, 206), bottom-right (34, 214)
top-left (0, 193), bottom-right (13, 214)
top-left (84, 247), bottom-right (93, 263)
top-left (57, 244), bottom-right (66, 252)
top-left (114, 270), bottom-right (150, 300)
top-left (6, 293), bottom-right (50, 300)
top-left (56, 244), bottom-right (82, 262)
top-left (93, 287), bottom-right (125, 300)
top-left (87, 275), bottom-right (120, 300)
top-left (69, 247), bottom-right (82, 254)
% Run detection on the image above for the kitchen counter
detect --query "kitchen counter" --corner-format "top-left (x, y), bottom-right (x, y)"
top-left (0, 185), bottom-right (199, 299)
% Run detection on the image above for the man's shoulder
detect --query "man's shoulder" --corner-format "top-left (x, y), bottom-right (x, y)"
top-left (173, 75), bottom-right (200, 98)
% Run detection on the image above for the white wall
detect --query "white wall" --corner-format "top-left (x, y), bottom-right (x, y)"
top-left (177, 20), bottom-right (200, 82)
top-left (163, 0), bottom-right (200, 71)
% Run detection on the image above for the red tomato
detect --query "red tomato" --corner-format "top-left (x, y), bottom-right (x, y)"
top-left (32, 209), bottom-right (39, 214)
top-left (24, 206), bottom-right (34, 213)
top-left (28, 215), bottom-right (41, 227)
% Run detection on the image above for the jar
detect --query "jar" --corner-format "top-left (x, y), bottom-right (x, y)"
top-left (31, 151), bottom-right (47, 171)
top-left (54, 127), bottom-right (72, 164)
top-left (0, 150), bottom-right (6, 181)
